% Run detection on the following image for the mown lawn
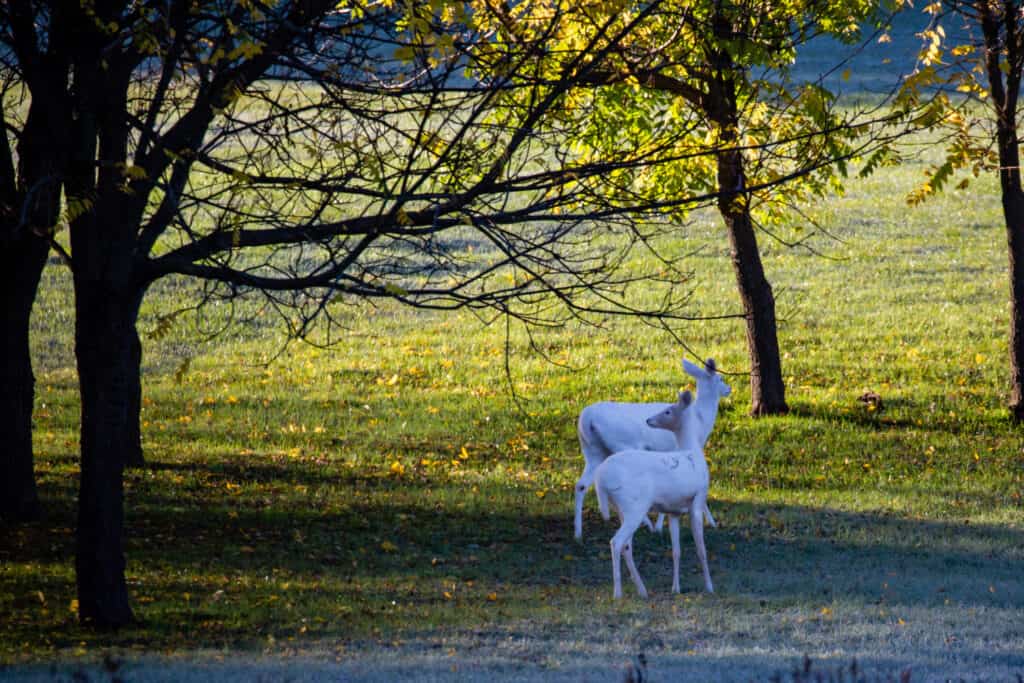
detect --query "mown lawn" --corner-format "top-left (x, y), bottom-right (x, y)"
top-left (2, 147), bottom-right (1023, 681)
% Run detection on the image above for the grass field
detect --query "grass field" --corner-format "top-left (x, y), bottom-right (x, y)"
top-left (2, 136), bottom-right (1024, 682)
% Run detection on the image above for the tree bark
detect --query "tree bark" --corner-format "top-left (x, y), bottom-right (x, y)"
top-left (717, 186), bottom-right (789, 416)
top-left (1003, 186), bottom-right (1024, 421)
top-left (72, 282), bottom-right (140, 628)
top-left (980, 4), bottom-right (1024, 421)
top-left (125, 328), bottom-right (145, 468)
top-left (0, 233), bottom-right (50, 521)
top-left (708, 76), bottom-right (789, 416)
top-left (70, 204), bottom-right (142, 626)
top-left (0, 68), bottom-right (70, 521)
top-left (68, 56), bottom-right (139, 629)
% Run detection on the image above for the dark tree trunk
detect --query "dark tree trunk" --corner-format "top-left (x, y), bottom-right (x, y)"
top-left (125, 328), bottom-right (145, 468)
top-left (0, 69), bottom-right (70, 521)
top-left (980, 5), bottom-right (1024, 421)
top-left (1004, 187), bottom-right (1024, 421)
top-left (717, 185), bottom-right (789, 416)
top-left (68, 57), bottom-right (139, 629)
top-left (70, 204), bottom-right (142, 626)
top-left (0, 233), bottom-right (50, 521)
top-left (708, 75), bottom-right (788, 416)
top-left (72, 282), bottom-right (140, 628)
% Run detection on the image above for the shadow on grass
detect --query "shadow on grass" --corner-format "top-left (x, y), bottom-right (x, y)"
top-left (10, 489), bottom-right (1021, 609)
top-left (4, 481), bottom-right (1024, 680)
top-left (778, 399), bottom-right (1001, 434)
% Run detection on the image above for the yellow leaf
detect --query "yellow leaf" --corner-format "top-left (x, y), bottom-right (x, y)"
top-left (387, 373), bottom-right (400, 386)
top-left (443, 591), bottom-right (453, 600)
top-left (69, 599), bottom-right (78, 614)
top-left (395, 208), bottom-right (413, 226)
top-left (459, 446), bottom-right (469, 460)
top-left (486, 592), bottom-right (497, 601)
top-left (975, 353), bottom-right (986, 364)
top-left (125, 165), bottom-right (148, 180)
top-left (380, 540), bottom-right (398, 552)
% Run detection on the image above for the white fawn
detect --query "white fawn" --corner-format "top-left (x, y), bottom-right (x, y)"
top-left (595, 390), bottom-right (714, 598)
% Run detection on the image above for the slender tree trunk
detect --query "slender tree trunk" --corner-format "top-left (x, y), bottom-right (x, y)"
top-left (68, 57), bottom-right (139, 628)
top-left (72, 281), bottom-right (140, 627)
top-left (708, 77), bottom-right (788, 416)
top-left (126, 329), bottom-right (145, 468)
top-left (70, 206), bottom-right (142, 627)
top-left (0, 233), bottom-right (50, 521)
top-left (980, 5), bottom-right (1024, 421)
top-left (1003, 186), bottom-right (1024, 421)
top-left (717, 188), bottom-right (789, 416)
top-left (0, 75), bottom-right (70, 521)
top-left (993, 107), bottom-right (1024, 420)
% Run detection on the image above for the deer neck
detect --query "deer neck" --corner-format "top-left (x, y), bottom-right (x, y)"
top-left (673, 416), bottom-right (702, 451)
top-left (695, 387), bottom-right (720, 442)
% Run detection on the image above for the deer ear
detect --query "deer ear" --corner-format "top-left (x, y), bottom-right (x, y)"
top-left (705, 358), bottom-right (717, 374)
top-left (680, 390), bottom-right (693, 406)
top-left (682, 358), bottom-right (703, 378)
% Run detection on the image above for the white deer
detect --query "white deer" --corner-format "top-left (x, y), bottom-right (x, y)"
top-left (595, 390), bottom-right (714, 598)
top-left (574, 358), bottom-right (730, 540)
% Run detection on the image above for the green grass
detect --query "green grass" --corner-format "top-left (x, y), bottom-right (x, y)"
top-left (2, 149), bottom-right (1023, 681)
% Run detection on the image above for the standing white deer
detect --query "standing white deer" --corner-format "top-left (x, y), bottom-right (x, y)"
top-left (595, 390), bottom-right (715, 598)
top-left (574, 358), bottom-right (730, 540)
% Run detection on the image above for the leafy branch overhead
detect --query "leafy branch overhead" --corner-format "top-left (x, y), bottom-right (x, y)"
top-left (467, 0), bottom-right (912, 231)
top-left (38, 0), bottom-right (768, 344)
top-left (899, 2), bottom-right (1012, 205)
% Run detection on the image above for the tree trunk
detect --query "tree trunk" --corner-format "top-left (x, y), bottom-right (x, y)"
top-left (1004, 187), bottom-right (1024, 421)
top-left (0, 233), bottom-right (50, 521)
top-left (994, 113), bottom-right (1024, 420)
top-left (718, 198), bottom-right (789, 415)
top-left (980, 5), bottom-right (1024, 421)
top-left (0, 70), bottom-right (70, 521)
top-left (708, 77), bottom-right (788, 416)
top-left (68, 56), bottom-right (139, 628)
top-left (73, 282), bottom-right (140, 627)
top-left (125, 328), bottom-right (145, 468)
